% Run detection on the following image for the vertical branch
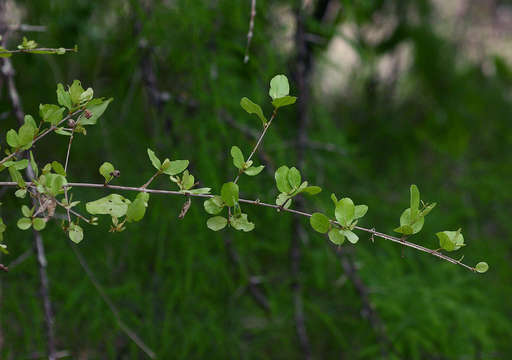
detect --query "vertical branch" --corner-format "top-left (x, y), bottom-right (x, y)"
top-left (243, 0), bottom-right (257, 63)
top-left (0, 27), bottom-right (57, 359)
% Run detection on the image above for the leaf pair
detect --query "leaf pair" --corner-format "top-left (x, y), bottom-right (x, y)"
top-left (394, 185), bottom-right (436, 235)
top-left (147, 148), bottom-right (189, 176)
top-left (274, 165), bottom-right (321, 209)
top-left (17, 206), bottom-right (46, 231)
top-left (6, 115), bottom-right (38, 150)
top-left (230, 146), bottom-right (264, 176)
top-left (239, 74), bottom-right (297, 126)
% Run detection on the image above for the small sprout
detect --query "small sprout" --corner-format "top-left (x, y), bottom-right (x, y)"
top-left (475, 262), bottom-right (489, 273)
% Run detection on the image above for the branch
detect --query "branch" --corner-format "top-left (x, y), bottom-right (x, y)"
top-left (243, 0), bottom-right (257, 63)
top-left (0, 180), bottom-right (480, 272)
top-left (0, 47), bottom-right (77, 55)
top-left (70, 245), bottom-right (156, 359)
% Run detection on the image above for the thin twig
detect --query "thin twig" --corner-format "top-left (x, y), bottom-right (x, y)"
top-left (7, 24), bottom-right (47, 32)
top-left (0, 180), bottom-right (480, 272)
top-left (243, 0), bottom-right (257, 63)
top-left (234, 109), bottom-right (276, 184)
top-left (0, 47), bottom-right (77, 55)
top-left (70, 245), bottom-right (156, 359)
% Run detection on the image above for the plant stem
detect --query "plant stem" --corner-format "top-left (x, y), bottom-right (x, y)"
top-left (234, 109), bottom-right (277, 184)
top-left (0, 180), bottom-right (478, 272)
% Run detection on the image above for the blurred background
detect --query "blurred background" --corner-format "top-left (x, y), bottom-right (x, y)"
top-left (0, 0), bottom-right (511, 358)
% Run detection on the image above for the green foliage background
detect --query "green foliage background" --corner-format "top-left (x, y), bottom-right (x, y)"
top-left (1, 0), bottom-right (511, 358)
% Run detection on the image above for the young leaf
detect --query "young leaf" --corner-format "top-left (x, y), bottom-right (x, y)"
top-left (86, 194), bottom-right (131, 218)
top-left (33, 218), bottom-right (46, 231)
top-left (240, 97), bottom-right (267, 125)
top-left (244, 165), bottom-right (264, 176)
top-left (221, 182), bottom-right (239, 207)
top-left (99, 162), bottom-right (115, 182)
top-left (328, 229), bottom-right (345, 245)
top-left (68, 223), bottom-right (84, 244)
top-left (21, 205), bottom-right (33, 217)
top-left (204, 196), bottom-right (224, 215)
top-left (335, 198), bottom-right (355, 227)
top-left (162, 160), bottom-right (189, 176)
top-left (57, 83), bottom-right (72, 109)
top-left (269, 74), bottom-right (290, 100)
top-left (437, 230), bottom-right (465, 252)
top-left (39, 104), bottom-right (65, 125)
top-left (51, 161), bottom-right (66, 176)
top-left (6, 129), bottom-right (19, 148)
top-left (341, 229), bottom-right (359, 244)
top-left (475, 262), bottom-right (489, 273)
top-left (310, 212), bottom-right (330, 234)
top-left (17, 217), bottom-right (32, 230)
top-left (410, 184), bottom-right (420, 219)
top-left (126, 192), bottom-right (150, 222)
top-left (230, 146), bottom-right (245, 169)
top-left (287, 167), bottom-right (301, 189)
top-left (30, 151), bottom-right (38, 178)
top-left (354, 205), bottom-right (368, 219)
top-left (275, 166), bottom-right (291, 193)
top-left (300, 186), bottom-right (322, 195)
top-left (396, 208), bottom-right (424, 235)
top-left (78, 98), bottom-right (113, 125)
top-left (69, 80), bottom-right (85, 105)
top-left (207, 216), bottom-right (227, 231)
top-left (147, 148), bottom-right (161, 170)
top-left (272, 96), bottom-right (297, 109)
top-left (230, 213), bottom-right (255, 232)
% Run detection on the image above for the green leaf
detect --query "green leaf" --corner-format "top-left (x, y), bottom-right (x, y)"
top-left (181, 170), bottom-right (195, 190)
top-left (56, 83), bottom-right (72, 109)
top-left (244, 165), bottom-right (264, 176)
top-left (287, 167), bottom-right (301, 189)
top-left (86, 194), bottom-right (131, 218)
top-left (39, 104), bottom-right (65, 125)
top-left (51, 161), bottom-right (66, 176)
top-left (99, 162), bottom-right (115, 182)
top-left (276, 193), bottom-right (292, 208)
top-left (162, 160), bottom-right (189, 176)
top-left (354, 205), bottom-right (368, 219)
top-left (207, 216), bottom-right (227, 231)
top-left (3, 159), bottom-right (29, 170)
top-left (437, 230), bottom-right (465, 252)
top-left (6, 129), bottom-right (19, 148)
top-left (230, 213), bottom-right (255, 232)
top-left (335, 198), bottom-right (355, 227)
top-left (275, 166), bottom-right (291, 193)
top-left (68, 223), bottom-right (84, 244)
top-left (398, 208), bottom-right (424, 234)
top-left (410, 184), bottom-right (420, 219)
top-left (341, 230), bottom-right (359, 244)
top-left (475, 262), bottom-right (489, 273)
top-left (30, 151), bottom-right (38, 178)
top-left (328, 229), bottom-right (345, 245)
top-left (33, 218), bottom-right (46, 231)
top-left (147, 148), bottom-right (161, 170)
top-left (221, 182), bottom-right (239, 207)
top-left (272, 96), bottom-right (297, 109)
top-left (204, 196), bottom-right (224, 215)
top-left (8, 167), bottom-right (25, 188)
top-left (78, 98), bottom-right (113, 125)
top-left (230, 146), bottom-right (245, 169)
top-left (69, 80), bottom-right (85, 105)
top-left (269, 74), bottom-right (290, 100)
top-left (18, 122), bottom-right (37, 147)
top-left (419, 202), bottom-right (436, 217)
top-left (21, 205), bottom-right (33, 217)
top-left (393, 225), bottom-right (414, 235)
top-left (240, 97), bottom-right (267, 125)
top-left (300, 186), bottom-right (322, 195)
top-left (15, 189), bottom-right (27, 198)
top-left (79, 88), bottom-right (94, 103)
top-left (55, 128), bottom-right (72, 136)
top-left (17, 217), bottom-right (32, 230)
top-left (126, 192), bottom-right (150, 222)
top-left (310, 212), bottom-right (330, 233)
top-left (187, 188), bottom-right (211, 195)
